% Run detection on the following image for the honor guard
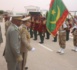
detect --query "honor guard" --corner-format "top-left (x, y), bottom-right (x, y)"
top-left (53, 34), bottom-right (57, 42)
top-left (19, 16), bottom-right (35, 70)
top-left (71, 16), bottom-right (77, 52)
top-left (66, 18), bottom-right (72, 41)
top-left (33, 17), bottom-right (39, 40)
top-left (38, 17), bottom-right (46, 44)
top-left (45, 11), bottom-right (50, 39)
top-left (30, 16), bottom-right (34, 38)
top-left (57, 21), bottom-right (67, 54)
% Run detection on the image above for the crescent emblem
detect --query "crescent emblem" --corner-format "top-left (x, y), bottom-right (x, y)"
top-left (50, 6), bottom-right (60, 24)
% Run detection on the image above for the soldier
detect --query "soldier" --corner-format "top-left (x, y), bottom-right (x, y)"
top-left (0, 25), bottom-right (3, 45)
top-left (33, 17), bottom-right (39, 40)
top-left (19, 16), bottom-right (35, 70)
top-left (71, 16), bottom-right (77, 52)
top-left (57, 21), bottom-right (67, 54)
top-left (30, 16), bottom-right (34, 38)
top-left (46, 30), bottom-right (50, 39)
top-left (5, 15), bottom-right (12, 35)
top-left (45, 11), bottom-right (50, 39)
top-left (0, 15), bottom-right (3, 22)
top-left (52, 34), bottom-right (57, 42)
top-left (66, 18), bottom-right (72, 41)
top-left (3, 15), bottom-right (23, 70)
top-left (38, 17), bottom-right (46, 44)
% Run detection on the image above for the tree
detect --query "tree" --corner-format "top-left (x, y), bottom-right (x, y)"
top-left (0, 10), bottom-right (4, 14)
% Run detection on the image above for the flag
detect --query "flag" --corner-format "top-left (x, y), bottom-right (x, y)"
top-left (46, 0), bottom-right (69, 36)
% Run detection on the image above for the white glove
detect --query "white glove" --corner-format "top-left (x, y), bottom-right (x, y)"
top-left (31, 47), bottom-right (35, 51)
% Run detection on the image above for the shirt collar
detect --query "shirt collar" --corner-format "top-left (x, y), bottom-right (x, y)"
top-left (12, 23), bottom-right (19, 30)
top-left (22, 24), bottom-right (27, 29)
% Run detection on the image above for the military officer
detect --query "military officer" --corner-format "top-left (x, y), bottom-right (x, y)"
top-left (4, 15), bottom-right (23, 70)
top-left (19, 16), bottom-right (35, 70)
top-left (57, 21), bottom-right (67, 54)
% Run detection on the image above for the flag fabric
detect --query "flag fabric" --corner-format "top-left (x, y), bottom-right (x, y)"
top-left (46, 0), bottom-right (69, 36)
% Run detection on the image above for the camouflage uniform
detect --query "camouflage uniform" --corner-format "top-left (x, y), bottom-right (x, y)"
top-left (59, 30), bottom-right (66, 49)
top-left (73, 29), bottom-right (77, 46)
top-left (72, 24), bottom-right (77, 51)
top-left (58, 22), bottom-right (67, 54)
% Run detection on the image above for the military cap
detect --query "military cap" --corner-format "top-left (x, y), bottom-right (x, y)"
top-left (21, 16), bottom-right (31, 21)
top-left (11, 15), bottom-right (22, 21)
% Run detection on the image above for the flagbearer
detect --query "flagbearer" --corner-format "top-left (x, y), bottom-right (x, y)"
top-left (53, 34), bottom-right (57, 42)
top-left (57, 22), bottom-right (67, 54)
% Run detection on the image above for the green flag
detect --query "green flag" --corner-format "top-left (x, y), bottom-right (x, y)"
top-left (46, 0), bottom-right (69, 36)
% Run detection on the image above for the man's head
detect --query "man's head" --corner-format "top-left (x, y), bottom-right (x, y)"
top-left (4, 14), bottom-right (10, 21)
top-left (11, 15), bottom-right (22, 26)
top-left (21, 16), bottom-right (31, 28)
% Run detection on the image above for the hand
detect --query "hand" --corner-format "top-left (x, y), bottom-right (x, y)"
top-left (31, 47), bottom-right (35, 51)
top-left (17, 55), bottom-right (23, 62)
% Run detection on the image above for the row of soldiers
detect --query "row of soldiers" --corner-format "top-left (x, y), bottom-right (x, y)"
top-left (30, 15), bottom-right (48, 44)
top-left (4, 14), bottom-right (35, 70)
top-left (28, 14), bottom-right (77, 54)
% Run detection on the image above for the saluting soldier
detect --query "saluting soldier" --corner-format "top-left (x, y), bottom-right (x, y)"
top-left (57, 21), bottom-right (67, 54)
top-left (19, 16), bottom-right (35, 70)
top-left (4, 15), bottom-right (23, 70)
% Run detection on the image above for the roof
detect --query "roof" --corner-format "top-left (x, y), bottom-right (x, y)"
top-left (29, 12), bottom-right (41, 16)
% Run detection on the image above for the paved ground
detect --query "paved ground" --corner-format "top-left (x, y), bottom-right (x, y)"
top-left (0, 20), bottom-right (77, 70)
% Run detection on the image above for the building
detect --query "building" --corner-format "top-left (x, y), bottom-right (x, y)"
top-left (24, 5), bottom-right (40, 14)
